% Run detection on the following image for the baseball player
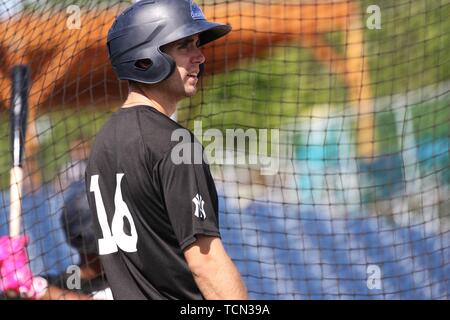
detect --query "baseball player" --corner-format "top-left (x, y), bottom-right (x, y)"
top-left (85, 0), bottom-right (248, 299)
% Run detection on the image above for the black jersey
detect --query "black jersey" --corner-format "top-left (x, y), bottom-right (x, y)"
top-left (85, 105), bottom-right (220, 300)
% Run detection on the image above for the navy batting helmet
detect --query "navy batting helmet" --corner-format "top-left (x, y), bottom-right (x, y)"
top-left (61, 180), bottom-right (97, 254)
top-left (107, 0), bottom-right (231, 84)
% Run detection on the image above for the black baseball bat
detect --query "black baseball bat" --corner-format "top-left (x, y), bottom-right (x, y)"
top-left (9, 65), bottom-right (29, 237)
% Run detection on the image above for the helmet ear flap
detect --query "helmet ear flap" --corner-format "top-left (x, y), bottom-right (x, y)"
top-left (127, 49), bottom-right (175, 84)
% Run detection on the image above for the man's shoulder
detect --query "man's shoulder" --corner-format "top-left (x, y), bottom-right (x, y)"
top-left (94, 105), bottom-right (185, 144)
top-left (88, 105), bottom-right (197, 165)
top-left (121, 106), bottom-right (202, 165)
top-left (134, 106), bottom-right (193, 156)
top-left (137, 106), bottom-right (185, 137)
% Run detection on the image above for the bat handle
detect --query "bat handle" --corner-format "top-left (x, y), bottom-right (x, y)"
top-left (9, 166), bottom-right (24, 237)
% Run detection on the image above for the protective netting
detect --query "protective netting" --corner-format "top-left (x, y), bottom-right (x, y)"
top-left (0, 0), bottom-right (449, 299)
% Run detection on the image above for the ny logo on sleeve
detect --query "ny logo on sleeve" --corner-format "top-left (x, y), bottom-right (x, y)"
top-left (192, 194), bottom-right (206, 220)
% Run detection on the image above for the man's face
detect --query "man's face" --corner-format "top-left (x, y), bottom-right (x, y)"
top-left (160, 34), bottom-right (205, 99)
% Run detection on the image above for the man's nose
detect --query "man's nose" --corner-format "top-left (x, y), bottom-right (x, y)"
top-left (192, 46), bottom-right (206, 65)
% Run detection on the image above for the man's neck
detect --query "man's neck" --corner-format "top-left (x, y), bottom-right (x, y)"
top-left (122, 86), bottom-right (177, 117)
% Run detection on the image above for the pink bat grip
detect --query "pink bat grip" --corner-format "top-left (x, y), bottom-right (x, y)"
top-left (0, 236), bottom-right (46, 299)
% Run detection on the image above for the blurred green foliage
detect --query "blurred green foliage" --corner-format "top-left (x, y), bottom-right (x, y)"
top-left (179, 0), bottom-right (450, 132)
top-left (0, 109), bottom-right (111, 189)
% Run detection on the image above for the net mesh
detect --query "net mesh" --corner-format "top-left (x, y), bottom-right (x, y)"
top-left (0, 0), bottom-right (449, 299)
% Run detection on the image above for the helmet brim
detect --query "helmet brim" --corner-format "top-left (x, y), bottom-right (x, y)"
top-left (197, 22), bottom-right (232, 46)
top-left (163, 20), bottom-right (231, 48)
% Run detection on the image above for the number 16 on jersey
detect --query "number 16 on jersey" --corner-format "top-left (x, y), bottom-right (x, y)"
top-left (90, 174), bottom-right (138, 255)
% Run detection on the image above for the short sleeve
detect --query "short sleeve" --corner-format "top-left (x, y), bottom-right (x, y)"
top-left (156, 142), bottom-right (220, 251)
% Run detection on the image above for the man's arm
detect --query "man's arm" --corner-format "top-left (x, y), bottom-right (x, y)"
top-left (183, 235), bottom-right (249, 300)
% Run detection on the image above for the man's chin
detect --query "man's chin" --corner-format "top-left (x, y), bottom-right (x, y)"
top-left (185, 87), bottom-right (198, 97)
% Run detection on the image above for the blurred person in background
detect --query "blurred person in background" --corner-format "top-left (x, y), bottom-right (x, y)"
top-left (0, 138), bottom-right (110, 299)
top-left (56, 138), bottom-right (91, 193)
